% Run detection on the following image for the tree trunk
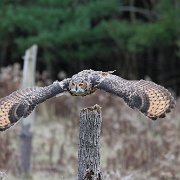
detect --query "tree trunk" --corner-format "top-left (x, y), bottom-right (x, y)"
top-left (78, 105), bottom-right (102, 180)
top-left (19, 45), bottom-right (38, 178)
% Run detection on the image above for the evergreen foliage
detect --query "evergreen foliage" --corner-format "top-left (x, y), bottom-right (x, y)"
top-left (0, 0), bottom-right (179, 92)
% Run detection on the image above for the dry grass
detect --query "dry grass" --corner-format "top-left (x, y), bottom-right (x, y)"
top-left (0, 65), bottom-right (180, 180)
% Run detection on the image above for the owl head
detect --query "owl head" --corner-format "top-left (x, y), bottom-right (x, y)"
top-left (69, 77), bottom-right (96, 96)
top-left (69, 78), bottom-right (89, 96)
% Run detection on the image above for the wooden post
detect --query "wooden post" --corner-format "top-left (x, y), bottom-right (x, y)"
top-left (78, 105), bottom-right (102, 180)
top-left (19, 45), bottom-right (38, 178)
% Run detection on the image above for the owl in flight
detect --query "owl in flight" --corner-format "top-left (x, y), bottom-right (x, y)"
top-left (0, 70), bottom-right (175, 131)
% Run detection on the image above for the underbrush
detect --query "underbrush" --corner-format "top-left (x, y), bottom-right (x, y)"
top-left (0, 65), bottom-right (179, 179)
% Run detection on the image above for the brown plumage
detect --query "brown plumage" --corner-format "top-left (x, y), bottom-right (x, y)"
top-left (134, 80), bottom-right (175, 120)
top-left (0, 81), bottom-right (69, 131)
top-left (0, 70), bottom-right (175, 131)
top-left (69, 70), bottom-right (175, 120)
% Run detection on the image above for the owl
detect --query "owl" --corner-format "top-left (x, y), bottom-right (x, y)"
top-left (0, 70), bottom-right (175, 131)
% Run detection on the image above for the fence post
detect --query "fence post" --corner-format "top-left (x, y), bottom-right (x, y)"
top-left (78, 104), bottom-right (103, 180)
top-left (19, 45), bottom-right (38, 178)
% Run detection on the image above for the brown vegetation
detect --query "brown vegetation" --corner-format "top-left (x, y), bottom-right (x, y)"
top-left (0, 65), bottom-right (179, 179)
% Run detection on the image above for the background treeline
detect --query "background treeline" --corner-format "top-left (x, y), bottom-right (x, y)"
top-left (0, 0), bottom-right (179, 93)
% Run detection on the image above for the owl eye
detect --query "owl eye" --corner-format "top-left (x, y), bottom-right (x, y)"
top-left (72, 82), bottom-right (75, 86)
top-left (79, 83), bottom-right (84, 87)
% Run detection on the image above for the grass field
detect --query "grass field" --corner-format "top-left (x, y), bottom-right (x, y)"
top-left (0, 91), bottom-right (179, 180)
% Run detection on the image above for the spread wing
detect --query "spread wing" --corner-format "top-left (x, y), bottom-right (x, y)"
top-left (90, 71), bottom-right (175, 120)
top-left (0, 80), bottom-right (70, 131)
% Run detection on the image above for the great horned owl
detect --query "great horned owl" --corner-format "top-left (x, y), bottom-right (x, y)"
top-left (0, 70), bottom-right (175, 131)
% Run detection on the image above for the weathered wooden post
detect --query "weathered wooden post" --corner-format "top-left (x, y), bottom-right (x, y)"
top-left (78, 105), bottom-right (103, 180)
top-left (19, 45), bottom-right (38, 178)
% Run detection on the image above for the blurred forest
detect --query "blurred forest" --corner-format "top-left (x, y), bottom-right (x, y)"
top-left (0, 0), bottom-right (180, 180)
top-left (0, 0), bottom-right (179, 93)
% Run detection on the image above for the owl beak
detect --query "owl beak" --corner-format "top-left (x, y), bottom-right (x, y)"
top-left (75, 85), bottom-right (78, 91)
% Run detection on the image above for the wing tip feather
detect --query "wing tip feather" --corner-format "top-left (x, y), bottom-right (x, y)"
top-left (137, 80), bottom-right (175, 120)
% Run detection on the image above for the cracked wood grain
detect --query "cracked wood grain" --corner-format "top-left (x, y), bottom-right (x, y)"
top-left (78, 105), bottom-right (102, 180)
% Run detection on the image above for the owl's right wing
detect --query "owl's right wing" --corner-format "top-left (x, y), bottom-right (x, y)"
top-left (89, 71), bottom-right (175, 120)
top-left (0, 79), bottom-right (70, 131)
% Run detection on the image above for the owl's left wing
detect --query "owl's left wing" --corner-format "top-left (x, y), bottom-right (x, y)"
top-left (89, 71), bottom-right (175, 120)
top-left (0, 79), bottom-right (70, 131)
